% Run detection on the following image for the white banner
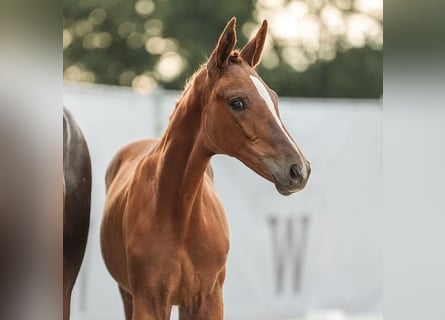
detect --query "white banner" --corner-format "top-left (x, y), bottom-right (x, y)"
top-left (64, 83), bottom-right (382, 320)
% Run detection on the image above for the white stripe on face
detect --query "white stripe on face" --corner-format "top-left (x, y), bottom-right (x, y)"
top-left (249, 75), bottom-right (300, 153)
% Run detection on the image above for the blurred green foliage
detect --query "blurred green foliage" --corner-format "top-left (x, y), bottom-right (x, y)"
top-left (63, 0), bottom-right (382, 98)
top-left (259, 47), bottom-right (382, 98)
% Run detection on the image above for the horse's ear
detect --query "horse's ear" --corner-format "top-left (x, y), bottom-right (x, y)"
top-left (208, 17), bottom-right (237, 71)
top-left (240, 20), bottom-right (268, 68)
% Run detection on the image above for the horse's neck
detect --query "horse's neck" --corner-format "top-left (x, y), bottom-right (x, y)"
top-left (145, 79), bottom-right (211, 231)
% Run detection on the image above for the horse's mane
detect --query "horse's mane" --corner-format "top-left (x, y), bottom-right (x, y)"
top-left (182, 64), bottom-right (206, 98)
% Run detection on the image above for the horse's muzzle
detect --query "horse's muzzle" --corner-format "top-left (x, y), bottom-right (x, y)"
top-left (272, 161), bottom-right (311, 196)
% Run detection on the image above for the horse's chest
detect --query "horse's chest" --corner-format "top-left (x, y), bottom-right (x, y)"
top-left (187, 199), bottom-right (229, 265)
top-left (126, 178), bottom-right (229, 298)
top-left (186, 230), bottom-right (229, 269)
top-left (178, 205), bottom-right (229, 297)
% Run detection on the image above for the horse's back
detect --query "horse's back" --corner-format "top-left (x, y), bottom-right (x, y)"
top-left (105, 138), bottom-right (158, 192)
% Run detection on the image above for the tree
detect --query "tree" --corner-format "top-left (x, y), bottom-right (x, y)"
top-left (63, 0), bottom-right (382, 98)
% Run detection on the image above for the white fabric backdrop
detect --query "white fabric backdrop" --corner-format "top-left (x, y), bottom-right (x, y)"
top-left (63, 83), bottom-right (382, 320)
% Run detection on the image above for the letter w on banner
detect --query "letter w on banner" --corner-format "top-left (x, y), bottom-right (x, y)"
top-left (268, 214), bottom-right (310, 295)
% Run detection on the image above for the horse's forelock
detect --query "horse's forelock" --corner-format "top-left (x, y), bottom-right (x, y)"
top-left (180, 51), bottom-right (243, 100)
top-left (228, 51), bottom-right (242, 64)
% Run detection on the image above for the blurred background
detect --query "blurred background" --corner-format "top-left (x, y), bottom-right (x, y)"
top-left (63, 0), bottom-right (382, 320)
top-left (63, 0), bottom-right (382, 98)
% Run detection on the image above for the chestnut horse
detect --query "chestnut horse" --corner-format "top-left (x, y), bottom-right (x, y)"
top-left (63, 107), bottom-right (92, 320)
top-left (101, 18), bottom-right (310, 320)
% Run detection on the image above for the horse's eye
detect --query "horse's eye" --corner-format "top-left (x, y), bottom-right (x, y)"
top-left (229, 99), bottom-right (245, 111)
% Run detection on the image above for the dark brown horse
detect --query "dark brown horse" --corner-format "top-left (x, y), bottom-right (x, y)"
top-left (101, 18), bottom-right (310, 320)
top-left (63, 107), bottom-right (92, 320)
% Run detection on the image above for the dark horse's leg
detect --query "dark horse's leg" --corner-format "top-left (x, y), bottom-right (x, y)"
top-left (63, 234), bottom-right (89, 320)
top-left (63, 259), bottom-right (78, 320)
top-left (63, 107), bottom-right (92, 320)
top-left (119, 286), bottom-right (133, 320)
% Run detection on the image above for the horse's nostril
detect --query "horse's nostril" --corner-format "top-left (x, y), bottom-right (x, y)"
top-left (290, 164), bottom-right (300, 180)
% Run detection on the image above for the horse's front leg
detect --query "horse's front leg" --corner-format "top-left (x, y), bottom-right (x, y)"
top-left (130, 275), bottom-right (175, 320)
top-left (132, 294), bottom-right (173, 320)
top-left (179, 269), bottom-right (226, 320)
top-left (178, 286), bottom-right (224, 320)
top-left (129, 261), bottom-right (177, 320)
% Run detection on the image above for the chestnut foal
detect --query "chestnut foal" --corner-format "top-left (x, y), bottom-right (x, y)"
top-left (101, 18), bottom-right (310, 320)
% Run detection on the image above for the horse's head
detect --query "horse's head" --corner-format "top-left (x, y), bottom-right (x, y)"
top-left (199, 18), bottom-right (310, 195)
